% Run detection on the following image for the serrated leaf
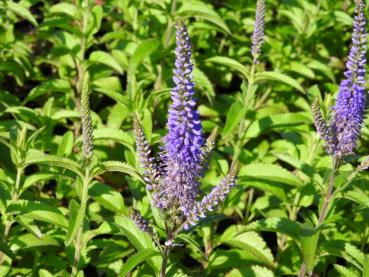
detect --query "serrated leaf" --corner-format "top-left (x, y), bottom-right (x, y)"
top-left (243, 217), bottom-right (302, 242)
top-left (228, 266), bottom-right (275, 277)
top-left (7, 200), bottom-right (68, 229)
top-left (119, 248), bottom-right (160, 277)
top-left (300, 226), bottom-right (319, 274)
top-left (16, 216), bottom-right (42, 238)
top-left (24, 150), bottom-right (82, 178)
top-left (222, 101), bottom-right (247, 138)
top-left (21, 173), bottom-right (58, 194)
top-left (76, 128), bottom-right (134, 150)
top-left (90, 182), bottom-right (125, 213)
top-left (23, 79), bottom-right (71, 103)
top-left (206, 56), bottom-right (248, 78)
top-left (334, 264), bottom-right (359, 277)
top-left (114, 216), bottom-right (161, 273)
top-left (57, 131), bottom-right (74, 157)
top-left (220, 231), bottom-right (274, 268)
top-left (92, 161), bottom-right (141, 181)
top-left (66, 199), bottom-right (81, 245)
top-left (10, 233), bottom-right (59, 251)
top-left (89, 51), bottom-right (123, 74)
top-left (239, 163), bottom-right (303, 187)
top-left (254, 71), bottom-right (305, 93)
top-left (177, 2), bottom-right (230, 34)
top-left (8, 2), bottom-right (38, 26)
top-left (245, 112), bottom-right (311, 139)
top-left (49, 3), bottom-right (78, 18)
top-left (0, 241), bottom-right (15, 260)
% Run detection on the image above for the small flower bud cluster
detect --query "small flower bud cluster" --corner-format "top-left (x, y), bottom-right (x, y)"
top-left (80, 71), bottom-right (94, 159)
top-left (130, 209), bottom-right (154, 237)
top-left (184, 165), bottom-right (238, 229)
top-left (251, 0), bottom-right (266, 63)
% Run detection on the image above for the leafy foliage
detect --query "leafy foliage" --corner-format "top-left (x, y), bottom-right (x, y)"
top-left (0, 0), bottom-right (369, 276)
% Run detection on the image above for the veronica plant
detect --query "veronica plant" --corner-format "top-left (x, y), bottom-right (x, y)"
top-left (300, 1), bottom-right (368, 275)
top-left (133, 21), bottom-right (237, 277)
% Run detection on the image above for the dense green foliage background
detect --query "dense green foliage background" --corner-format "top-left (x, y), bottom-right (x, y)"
top-left (1, 0), bottom-right (369, 276)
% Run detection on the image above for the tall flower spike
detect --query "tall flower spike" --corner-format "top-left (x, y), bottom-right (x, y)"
top-left (80, 71), bottom-right (93, 159)
top-left (331, 0), bottom-right (367, 157)
top-left (312, 99), bottom-right (335, 155)
top-left (161, 21), bottom-right (204, 216)
top-left (185, 165), bottom-right (238, 229)
top-left (251, 0), bottom-right (266, 63)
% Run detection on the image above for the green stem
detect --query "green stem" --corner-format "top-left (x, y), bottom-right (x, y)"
top-left (298, 157), bottom-right (338, 277)
top-left (0, 167), bottom-right (23, 265)
top-left (71, 168), bottom-right (90, 276)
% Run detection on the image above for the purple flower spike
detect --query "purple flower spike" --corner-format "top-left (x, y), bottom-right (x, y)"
top-left (132, 21), bottom-right (237, 228)
top-left (161, 21), bottom-right (204, 216)
top-left (331, 1), bottom-right (367, 157)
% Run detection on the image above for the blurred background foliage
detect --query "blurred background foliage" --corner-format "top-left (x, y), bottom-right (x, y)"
top-left (1, 0), bottom-right (369, 276)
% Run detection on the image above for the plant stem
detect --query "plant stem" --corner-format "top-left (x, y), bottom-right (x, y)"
top-left (160, 244), bottom-right (172, 277)
top-left (0, 167), bottom-right (23, 265)
top-left (71, 168), bottom-right (90, 276)
top-left (298, 158), bottom-right (338, 277)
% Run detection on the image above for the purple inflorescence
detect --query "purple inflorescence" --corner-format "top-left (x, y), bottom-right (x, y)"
top-left (314, 1), bottom-right (367, 158)
top-left (132, 21), bottom-right (237, 226)
top-left (160, 21), bottom-right (204, 217)
top-left (251, 0), bottom-right (266, 63)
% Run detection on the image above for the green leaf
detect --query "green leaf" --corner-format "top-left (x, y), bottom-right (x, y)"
top-left (321, 241), bottom-right (364, 270)
top-left (114, 216), bottom-right (161, 273)
top-left (300, 226), bottom-right (319, 274)
top-left (24, 150), bottom-right (82, 178)
top-left (66, 199), bottom-right (81, 245)
top-left (16, 216), bottom-right (42, 238)
top-left (193, 67), bottom-right (215, 103)
top-left (228, 266), bottom-right (275, 277)
top-left (177, 2), bottom-right (230, 34)
top-left (89, 51), bottom-right (123, 74)
top-left (245, 112), bottom-right (311, 139)
top-left (92, 161), bottom-right (141, 181)
top-left (8, 2), bottom-right (38, 26)
top-left (21, 173), bottom-right (59, 194)
top-left (119, 249), bottom-right (160, 277)
top-left (23, 79), bottom-right (71, 103)
top-left (254, 71), bottom-right (305, 93)
top-left (0, 241), bottom-right (16, 260)
top-left (7, 200), bottom-right (68, 229)
top-left (334, 264), bottom-right (359, 277)
top-left (239, 163), bottom-right (303, 187)
top-left (206, 56), bottom-right (248, 78)
top-left (220, 231), bottom-right (274, 267)
top-left (90, 182), bottom-right (125, 213)
top-left (177, 233), bottom-right (206, 260)
top-left (244, 217), bottom-right (302, 242)
top-left (76, 128), bottom-right (134, 150)
top-left (10, 234), bottom-right (59, 251)
top-left (49, 3), bottom-right (78, 18)
top-left (222, 101), bottom-right (247, 138)
top-left (57, 131), bottom-right (74, 157)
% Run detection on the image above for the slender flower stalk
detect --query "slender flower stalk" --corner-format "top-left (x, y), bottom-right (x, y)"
top-left (132, 21), bottom-right (237, 277)
top-left (72, 70), bottom-right (93, 277)
top-left (301, 3), bottom-right (367, 276)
